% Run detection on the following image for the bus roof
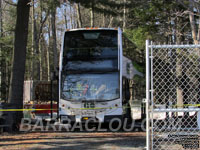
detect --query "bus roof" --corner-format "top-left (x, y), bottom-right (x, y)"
top-left (65, 27), bottom-right (119, 32)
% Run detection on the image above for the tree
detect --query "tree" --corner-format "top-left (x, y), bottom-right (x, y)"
top-left (0, 1), bottom-right (16, 102)
top-left (49, 0), bottom-right (60, 75)
top-left (8, 0), bottom-right (31, 130)
top-left (177, 0), bottom-right (200, 44)
top-left (0, 0), bottom-right (4, 101)
top-left (67, 0), bottom-right (123, 28)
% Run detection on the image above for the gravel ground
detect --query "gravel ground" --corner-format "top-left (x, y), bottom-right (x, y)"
top-left (0, 132), bottom-right (146, 150)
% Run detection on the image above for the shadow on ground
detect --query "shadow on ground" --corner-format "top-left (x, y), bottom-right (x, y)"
top-left (0, 132), bottom-right (146, 150)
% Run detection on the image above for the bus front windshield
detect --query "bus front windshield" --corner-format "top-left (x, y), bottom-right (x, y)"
top-left (61, 72), bottom-right (119, 101)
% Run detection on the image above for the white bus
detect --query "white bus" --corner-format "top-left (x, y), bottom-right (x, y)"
top-left (59, 28), bottom-right (145, 124)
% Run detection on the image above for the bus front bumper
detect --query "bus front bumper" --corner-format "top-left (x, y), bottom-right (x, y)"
top-left (60, 115), bottom-right (123, 123)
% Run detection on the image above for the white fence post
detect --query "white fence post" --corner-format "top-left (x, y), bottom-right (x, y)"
top-left (146, 40), bottom-right (150, 150)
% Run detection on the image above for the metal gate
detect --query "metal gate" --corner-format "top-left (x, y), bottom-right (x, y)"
top-left (146, 41), bottom-right (200, 150)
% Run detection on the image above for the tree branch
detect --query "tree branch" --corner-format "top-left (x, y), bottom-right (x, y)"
top-left (38, 10), bottom-right (50, 39)
top-left (3, 0), bottom-right (17, 7)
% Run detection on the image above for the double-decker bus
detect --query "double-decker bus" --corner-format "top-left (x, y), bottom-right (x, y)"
top-left (59, 28), bottom-right (145, 124)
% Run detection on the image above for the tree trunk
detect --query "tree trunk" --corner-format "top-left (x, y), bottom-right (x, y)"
top-left (64, 7), bottom-right (68, 29)
top-left (34, 21), bottom-right (40, 80)
top-left (197, 17), bottom-right (200, 42)
top-left (0, 0), bottom-right (6, 101)
top-left (47, 18), bottom-right (51, 81)
top-left (123, 0), bottom-right (126, 31)
top-left (31, 0), bottom-right (35, 80)
top-left (39, 3), bottom-right (43, 80)
top-left (189, 13), bottom-right (198, 44)
top-left (39, 39), bottom-right (42, 80)
top-left (0, 0), bottom-right (2, 93)
top-left (69, 3), bottom-right (73, 28)
top-left (32, 0), bottom-right (41, 81)
top-left (108, 16), bottom-right (113, 28)
top-left (188, 0), bottom-right (198, 44)
top-left (90, 1), bottom-right (94, 27)
top-left (73, 4), bottom-right (77, 28)
top-left (0, 0), bottom-right (3, 100)
top-left (8, 0), bottom-right (30, 130)
top-left (45, 36), bottom-right (50, 81)
top-left (76, 3), bottom-right (82, 28)
top-left (51, 9), bottom-right (58, 75)
top-left (102, 7), bottom-right (105, 27)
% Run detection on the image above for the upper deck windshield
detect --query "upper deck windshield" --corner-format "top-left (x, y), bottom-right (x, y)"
top-left (63, 30), bottom-right (118, 66)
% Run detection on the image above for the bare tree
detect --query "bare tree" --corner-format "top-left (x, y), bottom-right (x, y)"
top-left (178, 0), bottom-right (200, 44)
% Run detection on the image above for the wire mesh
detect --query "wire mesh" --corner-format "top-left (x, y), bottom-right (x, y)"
top-left (148, 44), bottom-right (200, 150)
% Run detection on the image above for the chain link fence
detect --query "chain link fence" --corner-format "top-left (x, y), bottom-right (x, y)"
top-left (146, 41), bottom-right (200, 150)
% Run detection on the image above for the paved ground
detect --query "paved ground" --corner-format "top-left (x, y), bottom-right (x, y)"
top-left (0, 132), bottom-right (146, 150)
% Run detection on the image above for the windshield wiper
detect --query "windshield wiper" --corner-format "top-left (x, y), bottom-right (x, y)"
top-left (62, 97), bottom-right (120, 102)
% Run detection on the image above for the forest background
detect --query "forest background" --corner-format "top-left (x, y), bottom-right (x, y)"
top-left (0, 0), bottom-right (200, 116)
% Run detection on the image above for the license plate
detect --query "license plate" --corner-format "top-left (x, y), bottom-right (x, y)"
top-left (81, 110), bottom-right (95, 116)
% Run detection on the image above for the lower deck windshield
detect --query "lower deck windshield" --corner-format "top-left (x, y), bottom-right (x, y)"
top-left (61, 72), bottom-right (119, 101)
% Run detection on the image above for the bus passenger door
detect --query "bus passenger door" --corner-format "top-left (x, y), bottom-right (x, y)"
top-left (122, 78), bottom-right (131, 120)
